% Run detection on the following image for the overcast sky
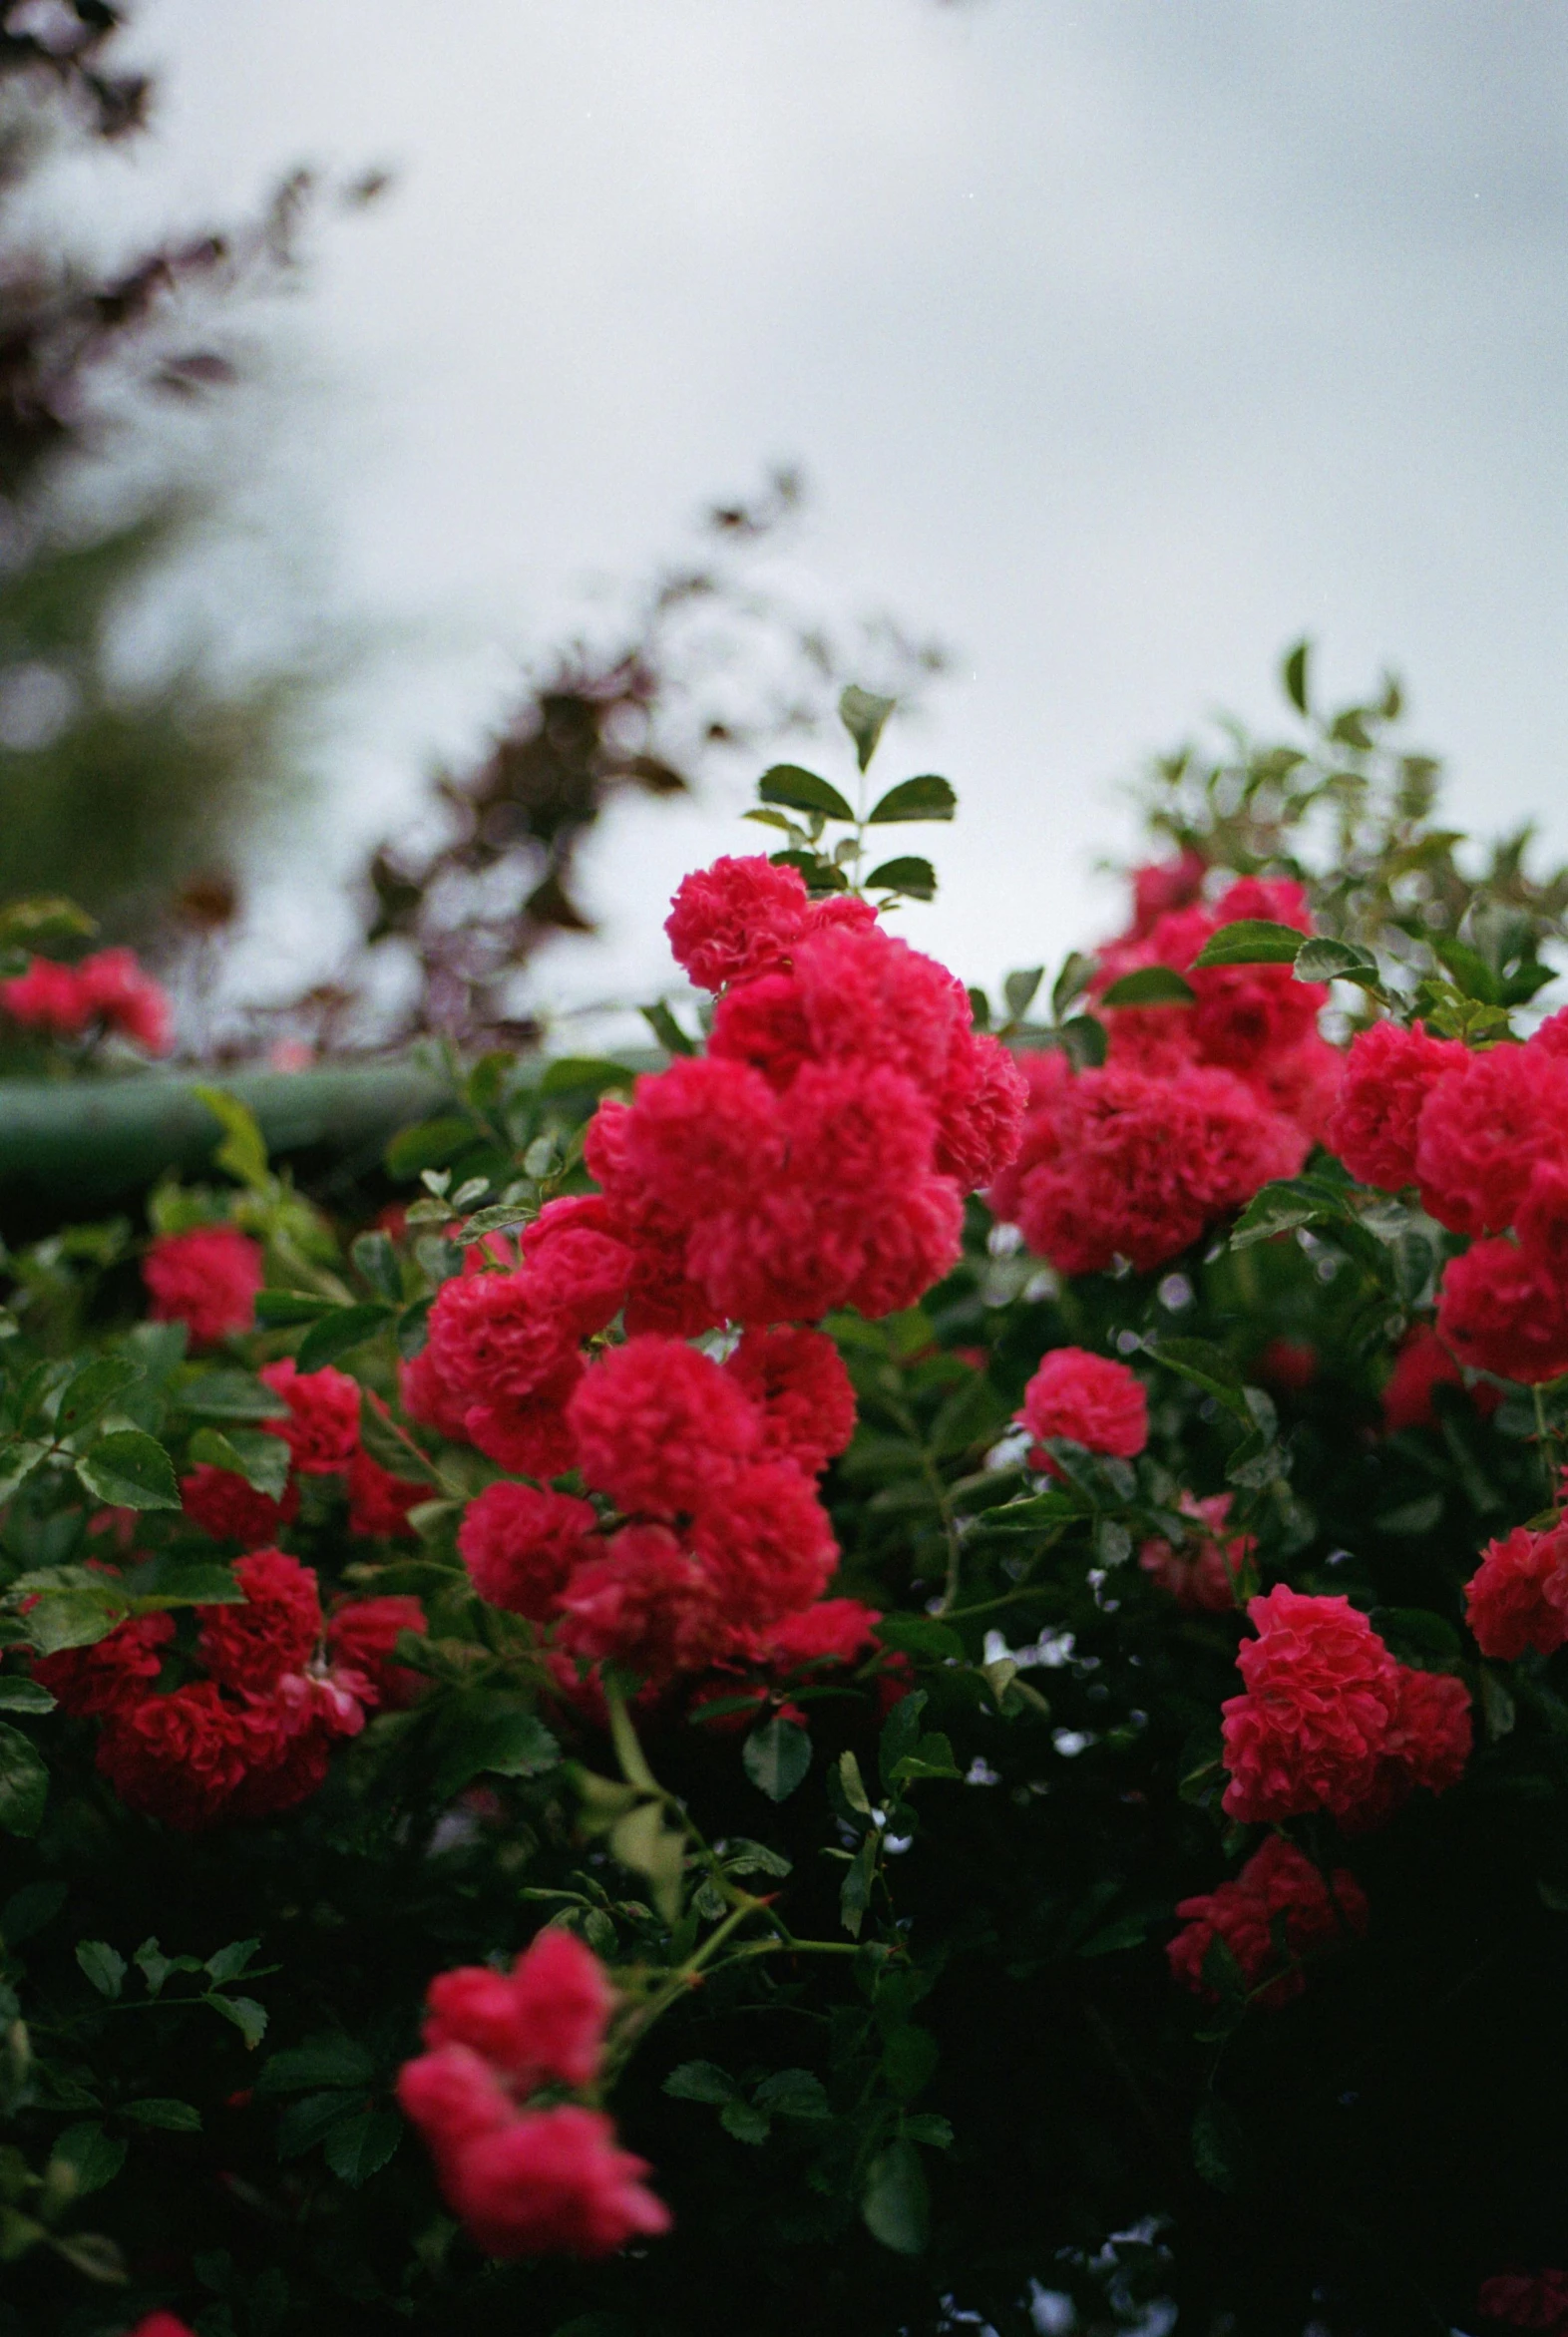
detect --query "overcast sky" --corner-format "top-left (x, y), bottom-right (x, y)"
top-left (97, 0), bottom-right (1568, 1018)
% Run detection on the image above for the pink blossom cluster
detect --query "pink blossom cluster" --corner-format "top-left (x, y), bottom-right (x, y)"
top-left (457, 1328), bottom-right (851, 1686)
top-left (0, 947), bottom-right (172, 1053)
top-left (1329, 1008), bottom-right (1568, 1383)
top-left (1139, 1490), bottom-right (1254, 1612)
top-left (1167, 1834), bottom-right (1369, 2008)
top-left (1220, 1585), bottom-right (1471, 1832)
top-left (397, 1928), bottom-right (669, 2258)
top-left (33, 1551), bottom-right (426, 1830)
top-left (988, 867), bottom-right (1328, 1277)
top-left (181, 1357), bottom-right (427, 1549)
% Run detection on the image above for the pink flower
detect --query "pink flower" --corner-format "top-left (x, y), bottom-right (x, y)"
top-left (423, 1929), bottom-right (614, 2093)
top-left (1139, 1491), bottom-right (1251, 1611)
top-left (723, 1325), bottom-right (857, 1477)
top-left (459, 1482), bottom-right (600, 1622)
top-left (1326, 1017), bottom-right (1466, 1191)
top-left (196, 1548), bottom-right (322, 1694)
top-left (1016, 1348), bottom-right (1148, 1472)
top-left (1465, 1524), bottom-right (1568, 1660)
top-left (1415, 1043), bottom-right (1568, 1237)
top-left (568, 1336), bottom-right (760, 1516)
top-left (438, 2105), bottom-right (671, 2259)
top-left (345, 1447), bottom-right (425, 1538)
top-left (1168, 1835), bottom-right (1369, 2008)
top-left (327, 1596), bottom-right (429, 1709)
top-left (143, 1225), bottom-right (263, 1348)
top-left (181, 1463), bottom-right (298, 1547)
top-left (1436, 1239), bottom-right (1568, 1386)
top-left (1221, 1588), bottom-right (1396, 1825)
top-left (32, 1612), bottom-right (175, 1719)
top-left (75, 947), bottom-right (173, 1053)
top-left (664, 853), bottom-right (812, 992)
top-left (258, 1359), bottom-right (362, 1475)
top-left (0, 956), bottom-right (93, 1036)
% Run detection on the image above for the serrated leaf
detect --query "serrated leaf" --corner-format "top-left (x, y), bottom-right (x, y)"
top-left (277, 2088), bottom-right (364, 2159)
top-left (0, 1680), bottom-right (55, 1714)
top-left (0, 1726), bottom-right (46, 1837)
top-left (453, 1204), bottom-right (532, 1245)
top-left (188, 1426), bottom-right (290, 1501)
top-left (204, 1938), bottom-right (260, 1986)
top-left (718, 2098), bottom-right (772, 2145)
top-left (0, 1439), bottom-right (51, 1504)
top-left (742, 1716), bottom-right (812, 1801)
top-left (758, 764), bottom-right (856, 821)
top-left (122, 2098), bottom-right (201, 2131)
top-left (882, 2026), bottom-right (939, 2102)
top-left (76, 1429), bottom-right (180, 1512)
top-left (257, 2037), bottom-right (377, 2096)
top-left (839, 684), bottom-right (897, 771)
top-left (862, 2138), bottom-right (929, 2253)
top-left (75, 1940), bottom-right (126, 1999)
top-left (1099, 966), bottom-right (1196, 1007)
top-left (753, 2068), bottom-right (831, 2120)
top-left (50, 2124), bottom-right (126, 2196)
top-left (180, 1370), bottom-right (289, 1422)
top-left (1148, 1338), bottom-right (1250, 1419)
top-left (1293, 937), bottom-right (1379, 986)
top-left (866, 773), bottom-right (956, 824)
top-left (663, 2061), bottom-right (736, 2104)
top-left (323, 2105), bottom-right (402, 2186)
top-left (54, 1359), bottom-right (143, 1441)
top-left (21, 1586), bottom-right (128, 1654)
top-left (872, 1614), bottom-right (963, 1660)
top-left (294, 1305), bottom-right (394, 1374)
top-left (351, 1231), bottom-right (404, 1305)
top-left (208, 1994), bottom-right (267, 2049)
top-left (865, 857), bottom-right (937, 900)
top-left (1191, 920), bottom-right (1305, 969)
top-left (537, 1057), bottom-right (634, 1099)
top-left (428, 1700), bottom-right (561, 1802)
top-left (192, 1087), bottom-right (270, 1192)
top-left (126, 1559), bottom-right (241, 1609)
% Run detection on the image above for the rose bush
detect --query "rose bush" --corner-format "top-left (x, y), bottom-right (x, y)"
top-left (3, 661), bottom-right (1568, 2334)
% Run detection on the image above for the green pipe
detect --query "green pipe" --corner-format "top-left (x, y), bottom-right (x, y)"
top-left (0, 1062), bottom-right (456, 1228)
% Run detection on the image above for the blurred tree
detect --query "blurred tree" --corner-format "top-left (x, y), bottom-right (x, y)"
top-left (0, 0), bottom-right (368, 940)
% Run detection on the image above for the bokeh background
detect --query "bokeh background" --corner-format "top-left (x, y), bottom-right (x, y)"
top-left (10, 0), bottom-right (1568, 1037)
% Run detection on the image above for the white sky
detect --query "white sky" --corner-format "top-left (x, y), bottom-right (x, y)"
top-left (95, 0), bottom-right (1568, 1019)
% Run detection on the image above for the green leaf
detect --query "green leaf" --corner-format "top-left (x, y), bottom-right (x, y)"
top-left (76, 1940), bottom-right (127, 2000)
top-left (1004, 967), bottom-right (1045, 1020)
top-left (0, 895), bottom-right (96, 948)
top-left (351, 1231), bottom-right (404, 1305)
top-left (969, 1490), bottom-right (1081, 1537)
top-left (839, 684), bottom-right (897, 771)
top-left (323, 2106), bottom-right (402, 2187)
top-left (384, 1117), bottom-right (476, 1180)
top-left (1230, 1178), bottom-right (1337, 1249)
top-left (294, 1304), bottom-right (394, 1374)
top-left (207, 1994), bottom-right (267, 2050)
top-left (1099, 966), bottom-right (1196, 1007)
top-left (537, 1057), bottom-right (634, 1100)
top-left (1431, 933), bottom-right (1502, 1005)
top-left (1370, 1605), bottom-right (1460, 1666)
top-left (1148, 1338), bottom-right (1251, 1420)
top-left (122, 2098), bottom-right (201, 2132)
top-left (1372, 1496), bottom-right (1445, 1539)
top-left (862, 2138), bottom-right (930, 2254)
top-left (663, 2061), bottom-right (736, 2105)
top-left (1191, 920), bottom-right (1305, 969)
top-left (769, 848), bottom-right (848, 892)
top-left (718, 2098), bottom-right (772, 2145)
top-left (758, 764), bottom-right (856, 822)
top-left (866, 773), bottom-right (956, 825)
top-left (1293, 937), bottom-right (1380, 986)
top-left (1049, 953), bottom-right (1093, 1020)
top-left (188, 1426), bottom-right (290, 1502)
top-left (754, 2068), bottom-right (831, 2121)
top-left (742, 1716), bottom-right (812, 1801)
top-left (641, 1000), bottom-right (697, 1057)
top-left (2, 1880), bottom-right (66, 1943)
top-left (76, 1429), bottom-right (181, 1512)
top-left (1192, 2098), bottom-right (1244, 2192)
top-left (0, 1439), bottom-right (51, 1504)
top-left (865, 857), bottom-right (937, 900)
top-left (0, 1680), bottom-right (55, 1714)
top-left (204, 1938), bottom-right (260, 1986)
top-left (882, 2026), bottom-right (939, 2101)
top-left (1283, 637), bottom-right (1311, 715)
top-left (180, 1370), bottom-right (288, 1423)
top-left (21, 1585), bottom-right (128, 1655)
top-left (878, 1690), bottom-right (928, 1794)
top-left (50, 2123), bottom-right (127, 2197)
top-left (54, 1359), bottom-right (143, 1441)
top-left (253, 1291), bottom-right (336, 1328)
top-left (428, 1701), bottom-right (561, 1803)
top-left (47, 2231), bottom-right (126, 2282)
top-left (840, 1830), bottom-right (878, 1938)
top-left (1059, 1012), bottom-right (1108, 1070)
top-left (606, 1799), bottom-right (686, 1924)
top-left (125, 1559), bottom-right (241, 1610)
top-left (277, 2089), bottom-right (364, 2160)
top-left (872, 1615), bottom-right (963, 1661)
top-left (257, 2037), bottom-right (378, 2097)
top-left (0, 1725), bottom-right (47, 1837)
top-left (192, 1086), bottom-right (270, 1192)
top-left (838, 1750), bottom-right (874, 1815)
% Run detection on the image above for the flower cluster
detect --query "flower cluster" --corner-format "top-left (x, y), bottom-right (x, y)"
top-left (0, 947), bottom-right (172, 1053)
top-left (396, 1928), bottom-right (669, 2259)
top-left (1167, 1835), bottom-right (1369, 2008)
top-left (1014, 1347), bottom-right (1147, 1474)
top-left (1139, 1490), bottom-right (1254, 1611)
top-left (181, 1360), bottom-right (425, 1551)
top-left (458, 1329), bottom-right (850, 1685)
top-left (1330, 1010), bottom-right (1568, 1382)
top-left (33, 1553), bottom-right (426, 1828)
top-left (987, 866), bottom-right (1347, 1276)
top-left (1220, 1586), bottom-right (1471, 1830)
top-left (143, 1225), bottom-right (265, 1349)
top-left (1478, 2269), bottom-right (1568, 2330)
top-left (1464, 1523), bottom-right (1568, 1661)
